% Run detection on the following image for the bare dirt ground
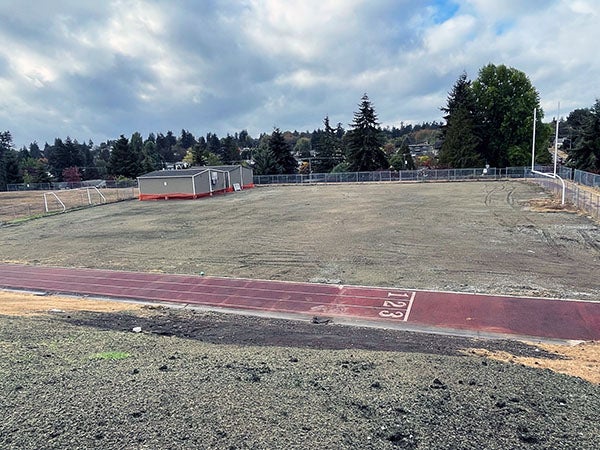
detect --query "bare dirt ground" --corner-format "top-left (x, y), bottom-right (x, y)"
top-left (1, 181), bottom-right (599, 299)
top-left (1, 290), bottom-right (597, 384)
top-left (1, 181), bottom-right (599, 449)
top-left (1, 291), bottom-right (599, 449)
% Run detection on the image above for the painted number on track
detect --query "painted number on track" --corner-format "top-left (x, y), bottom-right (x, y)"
top-left (378, 292), bottom-right (415, 321)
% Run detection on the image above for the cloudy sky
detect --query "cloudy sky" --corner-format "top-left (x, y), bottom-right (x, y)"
top-left (1, 0), bottom-right (598, 148)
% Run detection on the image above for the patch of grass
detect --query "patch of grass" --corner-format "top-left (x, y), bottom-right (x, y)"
top-left (89, 351), bottom-right (131, 360)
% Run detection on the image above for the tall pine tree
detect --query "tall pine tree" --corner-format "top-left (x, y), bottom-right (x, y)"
top-left (109, 135), bottom-right (141, 178)
top-left (0, 131), bottom-right (20, 189)
top-left (346, 94), bottom-right (388, 171)
top-left (568, 99), bottom-right (600, 173)
top-left (439, 73), bottom-right (482, 168)
top-left (313, 116), bottom-right (344, 173)
top-left (269, 128), bottom-right (297, 174)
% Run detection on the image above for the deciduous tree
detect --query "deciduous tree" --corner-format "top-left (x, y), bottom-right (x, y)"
top-left (471, 64), bottom-right (544, 167)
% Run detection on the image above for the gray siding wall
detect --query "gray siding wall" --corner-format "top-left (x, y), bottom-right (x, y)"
top-left (228, 168), bottom-right (242, 186)
top-left (140, 177), bottom-right (193, 195)
top-left (241, 167), bottom-right (253, 185)
top-left (193, 171), bottom-right (211, 195)
top-left (211, 170), bottom-right (227, 191)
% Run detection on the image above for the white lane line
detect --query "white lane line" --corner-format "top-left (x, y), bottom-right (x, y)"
top-left (403, 292), bottom-right (416, 322)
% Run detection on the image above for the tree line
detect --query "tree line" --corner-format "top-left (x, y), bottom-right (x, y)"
top-left (0, 106), bottom-right (436, 188)
top-left (2, 63), bottom-right (600, 190)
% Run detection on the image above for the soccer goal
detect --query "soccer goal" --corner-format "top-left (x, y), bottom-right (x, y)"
top-left (43, 186), bottom-right (107, 213)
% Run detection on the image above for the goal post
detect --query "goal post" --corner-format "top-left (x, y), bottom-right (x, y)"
top-left (531, 106), bottom-right (566, 205)
top-left (43, 186), bottom-right (107, 213)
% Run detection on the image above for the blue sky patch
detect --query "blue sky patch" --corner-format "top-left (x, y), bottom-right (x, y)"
top-left (431, 0), bottom-right (460, 24)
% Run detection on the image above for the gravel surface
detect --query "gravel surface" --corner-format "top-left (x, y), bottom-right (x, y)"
top-left (1, 307), bottom-right (599, 450)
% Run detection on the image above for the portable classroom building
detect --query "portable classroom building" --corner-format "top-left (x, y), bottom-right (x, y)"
top-left (207, 165), bottom-right (254, 190)
top-left (137, 165), bottom-right (253, 200)
top-left (138, 167), bottom-right (228, 200)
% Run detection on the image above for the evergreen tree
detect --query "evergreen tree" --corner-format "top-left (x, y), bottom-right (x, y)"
top-left (45, 137), bottom-right (84, 180)
top-left (0, 131), bottom-right (12, 160)
top-left (440, 106), bottom-right (482, 168)
top-left (79, 140), bottom-right (98, 179)
top-left (313, 116), bottom-right (344, 173)
top-left (156, 132), bottom-right (178, 163)
top-left (564, 108), bottom-right (592, 152)
top-left (109, 135), bottom-right (141, 178)
top-left (346, 94), bottom-right (388, 171)
top-left (268, 128), bottom-right (297, 174)
top-left (438, 73), bottom-right (482, 168)
top-left (0, 131), bottom-right (19, 189)
top-left (237, 129), bottom-right (253, 148)
top-left (28, 141), bottom-right (42, 159)
top-left (141, 139), bottom-right (160, 173)
top-left (178, 129), bottom-right (196, 150)
top-left (567, 99), bottom-right (600, 173)
top-left (221, 134), bottom-right (240, 164)
top-left (206, 133), bottom-right (221, 157)
top-left (64, 137), bottom-right (84, 169)
top-left (191, 137), bottom-right (208, 166)
top-left (130, 132), bottom-right (144, 163)
top-left (252, 145), bottom-right (278, 175)
top-left (2, 148), bottom-right (21, 186)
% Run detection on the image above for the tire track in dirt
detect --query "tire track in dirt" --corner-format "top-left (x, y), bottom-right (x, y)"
top-left (483, 183), bottom-right (505, 207)
top-left (486, 183), bottom-right (571, 259)
top-left (578, 230), bottom-right (600, 253)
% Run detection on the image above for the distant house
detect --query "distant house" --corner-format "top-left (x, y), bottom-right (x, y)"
top-left (137, 165), bottom-right (253, 201)
top-left (408, 142), bottom-right (434, 155)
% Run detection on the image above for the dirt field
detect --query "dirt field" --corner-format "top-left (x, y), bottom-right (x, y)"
top-left (1, 181), bottom-right (599, 300)
top-left (2, 181), bottom-right (600, 449)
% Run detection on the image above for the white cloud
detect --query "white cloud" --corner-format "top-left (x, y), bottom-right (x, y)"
top-left (241, 0), bottom-right (363, 60)
top-left (0, 0), bottom-right (599, 146)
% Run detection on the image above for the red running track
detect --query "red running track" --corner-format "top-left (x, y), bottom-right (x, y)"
top-left (0, 263), bottom-right (598, 341)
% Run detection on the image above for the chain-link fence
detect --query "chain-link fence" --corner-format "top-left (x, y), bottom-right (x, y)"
top-left (573, 169), bottom-right (600, 189)
top-left (6, 179), bottom-right (138, 191)
top-left (1, 183), bottom-right (139, 223)
top-left (253, 166), bottom-right (573, 185)
top-left (254, 168), bottom-right (499, 184)
top-left (523, 172), bottom-right (600, 220)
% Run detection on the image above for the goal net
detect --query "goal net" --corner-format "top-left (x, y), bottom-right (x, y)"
top-left (43, 187), bottom-right (107, 213)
